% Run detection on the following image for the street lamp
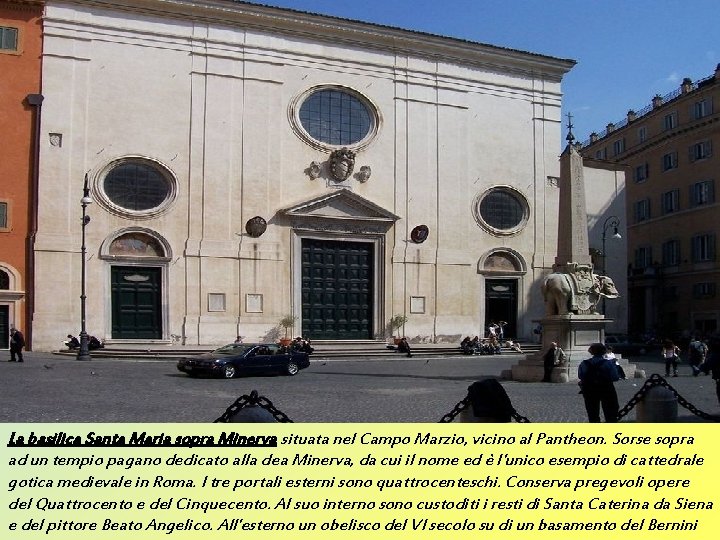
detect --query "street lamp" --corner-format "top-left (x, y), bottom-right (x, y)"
top-left (77, 174), bottom-right (93, 361)
top-left (601, 215), bottom-right (622, 275)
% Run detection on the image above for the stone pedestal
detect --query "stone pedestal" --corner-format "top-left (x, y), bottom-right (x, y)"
top-left (510, 314), bottom-right (611, 382)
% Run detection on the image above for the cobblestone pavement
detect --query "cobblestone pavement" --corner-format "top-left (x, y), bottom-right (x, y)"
top-left (0, 351), bottom-right (717, 423)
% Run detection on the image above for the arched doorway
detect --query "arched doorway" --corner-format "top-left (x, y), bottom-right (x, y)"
top-left (480, 250), bottom-right (526, 340)
top-left (0, 265), bottom-right (23, 350)
top-left (101, 229), bottom-right (171, 340)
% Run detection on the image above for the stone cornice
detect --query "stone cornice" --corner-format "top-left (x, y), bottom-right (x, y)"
top-left (56, 0), bottom-right (575, 82)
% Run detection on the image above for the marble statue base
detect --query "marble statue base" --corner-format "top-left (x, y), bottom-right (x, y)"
top-left (507, 314), bottom-right (635, 382)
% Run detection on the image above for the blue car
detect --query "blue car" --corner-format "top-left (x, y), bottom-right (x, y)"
top-left (177, 343), bottom-right (310, 379)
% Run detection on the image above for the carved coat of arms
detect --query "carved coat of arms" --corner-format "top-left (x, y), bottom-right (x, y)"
top-left (568, 266), bottom-right (595, 313)
top-left (329, 148), bottom-right (356, 182)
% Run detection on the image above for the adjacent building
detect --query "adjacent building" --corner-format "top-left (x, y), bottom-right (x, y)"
top-left (582, 64), bottom-right (720, 339)
top-left (29, 0), bottom-right (580, 350)
top-left (0, 0), bottom-right (43, 350)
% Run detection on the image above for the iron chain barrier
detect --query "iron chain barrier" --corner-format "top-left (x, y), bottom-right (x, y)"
top-left (214, 390), bottom-right (294, 423)
top-left (215, 375), bottom-right (718, 423)
top-left (616, 373), bottom-right (719, 422)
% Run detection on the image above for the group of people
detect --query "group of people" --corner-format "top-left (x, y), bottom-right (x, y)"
top-left (571, 335), bottom-right (720, 422)
top-left (289, 336), bottom-right (314, 355)
top-left (662, 336), bottom-right (715, 378)
top-left (460, 336), bottom-right (502, 355)
top-left (64, 334), bottom-right (104, 350)
top-left (487, 320), bottom-right (508, 340)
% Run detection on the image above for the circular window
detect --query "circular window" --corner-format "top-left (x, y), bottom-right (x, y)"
top-left (292, 86), bottom-right (378, 150)
top-left (96, 157), bottom-right (176, 219)
top-left (474, 187), bottom-right (529, 234)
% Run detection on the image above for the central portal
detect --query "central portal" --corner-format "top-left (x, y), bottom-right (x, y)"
top-left (301, 238), bottom-right (374, 340)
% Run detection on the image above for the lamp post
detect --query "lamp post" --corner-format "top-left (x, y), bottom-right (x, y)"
top-left (600, 215), bottom-right (622, 315)
top-left (77, 174), bottom-right (93, 361)
top-left (601, 216), bottom-right (622, 274)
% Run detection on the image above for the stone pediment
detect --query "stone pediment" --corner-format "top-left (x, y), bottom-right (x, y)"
top-left (281, 189), bottom-right (399, 223)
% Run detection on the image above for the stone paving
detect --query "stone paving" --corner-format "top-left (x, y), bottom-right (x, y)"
top-left (0, 350), bottom-right (717, 423)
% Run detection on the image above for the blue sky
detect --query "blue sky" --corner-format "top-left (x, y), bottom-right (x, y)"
top-left (242, 0), bottom-right (718, 144)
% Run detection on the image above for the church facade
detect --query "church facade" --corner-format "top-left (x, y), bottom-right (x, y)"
top-left (31, 0), bottom-right (575, 350)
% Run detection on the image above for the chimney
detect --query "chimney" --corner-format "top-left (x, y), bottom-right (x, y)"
top-left (652, 95), bottom-right (663, 108)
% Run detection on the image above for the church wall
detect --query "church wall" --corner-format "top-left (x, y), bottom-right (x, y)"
top-left (31, 0), bottom-right (572, 349)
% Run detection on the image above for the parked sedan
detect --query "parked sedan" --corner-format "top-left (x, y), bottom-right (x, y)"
top-left (177, 343), bottom-right (310, 379)
top-left (604, 335), bottom-right (659, 356)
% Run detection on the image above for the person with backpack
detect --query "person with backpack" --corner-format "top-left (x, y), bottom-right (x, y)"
top-left (578, 342), bottom-right (620, 422)
top-left (688, 336), bottom-right (708, 376)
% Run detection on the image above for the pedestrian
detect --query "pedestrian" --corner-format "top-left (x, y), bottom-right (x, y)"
top-left (688, 336), bottom-right (707, 376)
top-left (702, 337), bottom-right (720, 405)
top-left (487, 322), bottom-right (498, 339)
top-left (505, 340), bottom-right (523, 353)
top-left (661, 339), bottom-right (681, 377)
top-left (604, 345), bottom-right (625, 380)
top-left (234, 335), bottom-right (244, 344)
top-left (397, 337), bottom-right (412, 358)
top-left (64, 334), bottom-right (80, 350)
top-left (541, 341), bottom-right (565, 382)
top-left (9, 327), bottom-right (25, 362)
top-left (533, 323), bottom-right (543, 343)
top-left (497, 321), bottom-right (507, 341)
top-left (577, 342), bottom-right (620, 422)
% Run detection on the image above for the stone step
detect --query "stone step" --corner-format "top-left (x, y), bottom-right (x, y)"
top-left (53, 341), bottom-right (541, 360)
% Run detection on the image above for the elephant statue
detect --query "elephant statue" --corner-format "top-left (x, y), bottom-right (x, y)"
top-left (542, 272), bottom-right (619, 315)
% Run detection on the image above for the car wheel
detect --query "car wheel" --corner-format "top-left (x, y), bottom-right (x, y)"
top-left (286, 361), bottom-right (299, 376)
top-left (223, 365), bottom-right (236, 379)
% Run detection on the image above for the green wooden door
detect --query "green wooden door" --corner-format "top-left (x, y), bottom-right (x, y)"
top-left (111, 266), bottom-right (162, 339)
top-left (301, 239), bottom-right (373, 340)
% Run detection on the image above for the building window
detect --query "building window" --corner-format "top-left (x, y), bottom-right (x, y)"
top-left (296, 86), bottom-right (376, 148)
top-left (690, 140), bottom-right (712, 162)
top-left (0, 201), bottom-right (8, 230)
top-left (661, 189), bottom-right (680, 214)
top-left (662, 112), bottom-right (677, 131)
top-left (612, 138), bottom-right (626, 156)
top-left (691, 180), bottom-right (715, 207)
top-left (634, 246), bottom-right (653, 269)
top-left (634, 163), bottom-right (649, 183)
top-left (0, 269), bottom-right (9, 289)
top-left (0, 26), bottom-right (18, 52)
top-left (637, 126), bottom-right (648, 143)
top-left (694, 98), bottom-right (713, 119)
top-left (662, 239), bottom-right (680, 267)
top-left (97, 157), bottom-right (177, 218)
top-left (692, 282), bottom-right (716, 299)
top-left (474, 187), bottom-right (529, 234)
top-left (634, 198), bottom-right (651, 222)
top-left (594, 148), bottom-right (607, 159)
top-left (692, 233), bottom-right (716, 262)
top-left (662, 152), bottom-right (678, 171)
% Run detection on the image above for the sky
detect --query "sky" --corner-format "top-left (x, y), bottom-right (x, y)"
top-left (241, 0), bottom-right (719, 144)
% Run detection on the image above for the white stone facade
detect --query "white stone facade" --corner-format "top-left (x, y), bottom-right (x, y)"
top-left (32, 0), bottom-right (575, 350)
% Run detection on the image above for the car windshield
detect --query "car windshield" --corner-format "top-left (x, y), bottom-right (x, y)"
top-left (212, 344), bottom-right (255, 355)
